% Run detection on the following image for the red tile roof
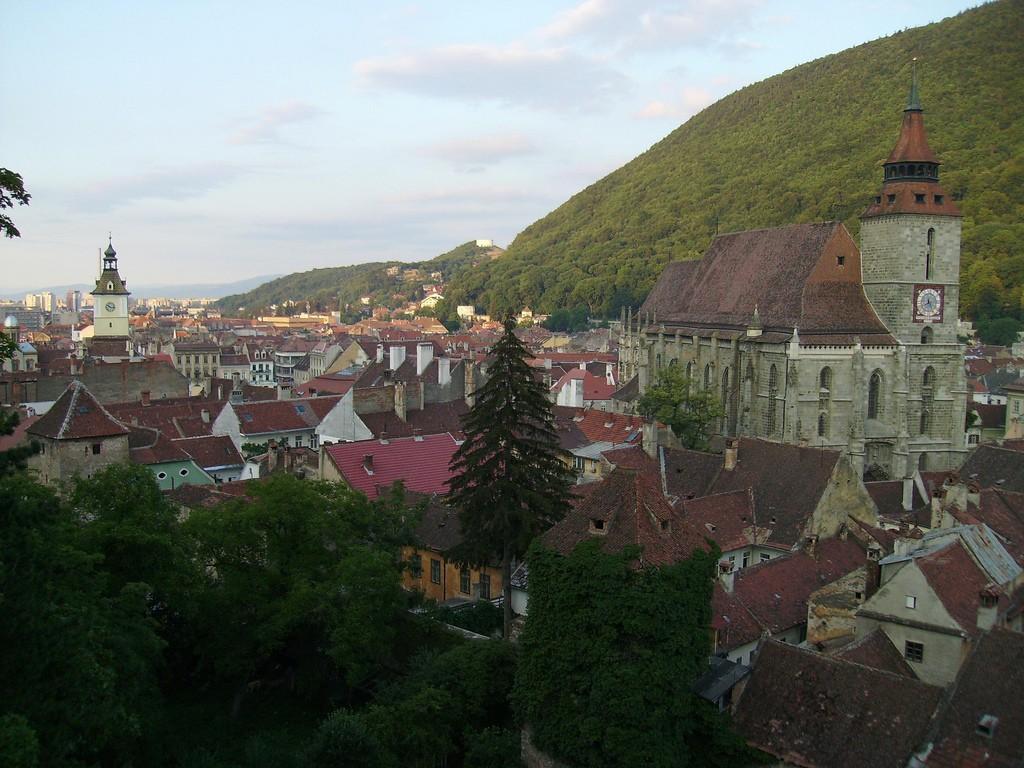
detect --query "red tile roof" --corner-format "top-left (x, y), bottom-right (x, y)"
top-left (129, 428), bottom-right (192, 465)
top-left (323, 433), bottom-right (460, 500)
top-left (916, 541), bottom-right (1001, 637)
top-left (732, 537), bottom-right (865, 635)
top-left (834, 628), bottom-right (917, 679)
top-left (553, 407), bottom-right (644, 446)
top-left (106, 398), bottom-right (224, 440)
top-left (711, 582), bottom-right (763, 652)
top-left (550, 368), bottom-right (616, 402)
top-left (293, 376), bottom-right (355, 397)
top-left (358, 400), bottom-right (469, 441)
top-left (27, 381), bottom-right (129, 440)
top-left (733, 641), bottom-right (943, 768)
top-left (540, 468), bottom-right (710, 567)
top-left (233, 395), bottom-right (342, 436)
top-left (681, 489), bottom-right (766, 553)
top-left (173, 435), bottom-right (244, 470)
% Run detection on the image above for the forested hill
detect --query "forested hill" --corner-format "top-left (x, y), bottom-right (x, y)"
top-left (216, 241), bottom-right (503, 315)
top-left (443, 0), bottom-right (1024, 321)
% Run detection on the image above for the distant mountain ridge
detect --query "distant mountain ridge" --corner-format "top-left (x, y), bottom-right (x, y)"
top-left (3, 274), bottom-right (282, 302)
top-left (216, 241), bottom-right (503, 315)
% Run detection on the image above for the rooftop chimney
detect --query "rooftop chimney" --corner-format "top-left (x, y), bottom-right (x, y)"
top-left (376, 344), bottom-right (384, 364)
top-left (413, 428), bottom-right (423, 442)
top-left (362, 453), bottom-right (374, 474)
top-left (379, 430), bottom-right (389, 445)
top-left (902, 476), bottom-right (915, 512)
top-left (389, 345), bottom-right (406, 371)
top-left (930, 488), bottom-right (945, 530)
top-left (438, 357), bottom-right (451, 386)
top-left (804, 534), bottom-right (819, 557)
top-left (200, 408), bottom-right (210, 424)
top-left (416, 342), bottom-right (434, 376)
top-left (724, 438), bottom-right (738, 471)
top-left (394, 381), bottom-right (407, 422)
top-left (977, 586), bottom-right (999, 632)
top-left (141, 390), bottom-right (151, 407)
top-left (719, 560), bottom-right (736, 593)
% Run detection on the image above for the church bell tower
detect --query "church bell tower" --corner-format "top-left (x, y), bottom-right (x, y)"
top-left (860, 64), bottom-right (962, 345)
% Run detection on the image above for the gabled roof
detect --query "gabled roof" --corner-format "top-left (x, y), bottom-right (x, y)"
top-left (960, 445), bottom-right (1024, 492)
top-left (540, 468), bottom-right (709, 567)
top-left (950, 488), bottom-right (1024, 567)
top-left (232, 395), bottom-right (342, 435)
top-left (921, 628), bottom-right (1024, 768)
top-left (552, 407), bottom-right (644, 447)
top-left (681, 488), bottom-right (765, 553)
top-left (549, 367), bottom-right (616, 401)
top-left (833, 628), bottom-right (917, 679)
top-left (916, 540), bottom-right (1007, 638)
top-left (129, 428), bottom-right (192, 465)
top-left (173, 434), bottom-right (244, 470)
top-left (733, 641), bottom-right (943, 768)
top-left (732, 537), bottom-right (865, 635)
top-left (641, 221), bottom-right (892, 339)
top-left (27, 381), bottom-right (129, 440)
top-left (358, 400), bottom-right (469, 440)
top-left (323, 433), bottom-right (459, 500)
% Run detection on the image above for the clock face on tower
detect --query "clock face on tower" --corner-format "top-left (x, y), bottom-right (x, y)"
top-left (913, 285), bottom-right (944, 323)
top-left (105, 302), bottom-right (116, 312)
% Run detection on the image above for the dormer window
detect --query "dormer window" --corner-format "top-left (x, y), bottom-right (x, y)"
top-left (887, 194), bottom-right (896, 204)
top-left (590, 518), bottom-right (606, 534)
top-left (934, 194), bottom-right (944, 204)
top-left (107, 281), bottom-right (114, 290)
top-left (836, 255), bottom-right (845, 267)
top-left (977, 715), bottom-right (999, 738)
top-left (660, 520), bottom-right (670, 532)
top-left (914, 193), bottom-right (926, 204)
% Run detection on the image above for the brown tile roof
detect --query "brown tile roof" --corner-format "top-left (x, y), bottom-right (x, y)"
top-left (233, 395), bottom-right (342, 436)
top-left (106, 398), bottom-right (224, 440)
top-left (916, 541), bottom-right (1002, 637)
top-left (644, 221), bottom-right (891, 337)
top-left (951, 489), bottom-right (1024, 567)
top-left (540, 468), bottom-right (710, 567)
top-left (733, 641), bottom-right (943, 768)
top-left (165, 482), bottom-right (253, 510)
top-left (172, 435), bottom-right (244, 470)
top-left (833, 628), bottom-right (917, 679)
top-left (732, 537), bottom-right (865, 635)
top-left (711, 582), bottom-right (764, 652)
top-left (922, 628), bottom-right (1024, 768)
top-left (358, 400), bottom-right (469, 441)
top-left (639, 260), bottom-right (700, 318)
top-left (408, 494), bottom-right (463, 553)
top-left (27, 381), bottom-right (129, 441)
top-left (661, 445), bottom-right (722, 501)
top-left (551, 407), bottom-right (644, 447)
top-left (681, 489), bottom-right (764, 553)
top-left (129, 428), bottom-right (192, 465)
top-left (960, 445), bottom-right (1024, 493)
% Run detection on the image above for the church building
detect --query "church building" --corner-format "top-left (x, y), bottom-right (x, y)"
top-left (618, 76), bottom-right (967, 479)
top-left (87, 239), bottom-right (134, 359)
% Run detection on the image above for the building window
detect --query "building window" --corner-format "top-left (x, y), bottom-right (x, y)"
top-left (179, 468), bottom-right (189, 477)
top-left (742, 551), bottom-right (751, 568)
top-left (921, 326), bottom-right (933, 345)
top-left (573, 455), bottom-right (585, 471)
top-left (868, 370), bottom-right (883, 420)
top-left (91, 443), bottom-right (101, 455)
top-left (836, 255), bottom-right (845, 267)
top-left (410, 554), bottom-right (423, 577)
top-left (759, 553), bottom-right (771, 563)
top-left (704, 363), bottom-right (712, 390)
top-left (905, 641), bottom-right (924, 663)
top-left (157, 471), bottom-right (167, 480)
top-left (926, 228), bottom-right (935, 279)
top-left (968, 434), bottom-right (980, 445)
top-left (459, 569), bottom-right (470, 595)
top-left (905, 595), bottom-right (917, 609)
top-left (818, 413), bottom-right (828, 438)
top-left (934, 194), bottom-right (944, 205)
top-left (915, 193), bottom-right (926, 204)
top-left (430, 558), bottom-right (441, 585)
top-left (480, 573), bottom-right (492, 600)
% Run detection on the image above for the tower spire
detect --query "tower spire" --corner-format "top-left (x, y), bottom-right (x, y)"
top-left (906, 57), bottom-right (922, 111)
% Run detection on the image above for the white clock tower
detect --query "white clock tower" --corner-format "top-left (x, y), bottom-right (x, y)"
top-left (88, 238), bottom-right (132, 357)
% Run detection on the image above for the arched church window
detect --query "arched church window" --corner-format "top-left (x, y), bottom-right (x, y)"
top-left (818, 413), bottom-right (827, 437)
top-left (923, 366), bottom-right (935, 389)
top-left (920, 409), bottom-right (930, 436)
top-left (721, 367), bottom-right (731, 434)
top-left (686, 361), bottom-right (693, 380)
top-left (765, 364), bottom-right (779, 436)
top-left (107, 282), bottom-right (113, 291)
top-left (819, 367), bottom-right (832, 392)
top-left (921, 326), bottom-right (933, 345)
top-left (704, 364), bottom-right (712, 390)
top-left (868, 370), bottom-right (883, 420)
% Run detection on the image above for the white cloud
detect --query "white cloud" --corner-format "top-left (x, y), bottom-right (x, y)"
top-left (635, 85), bottom-right (714, 119)
top-left (418, 132), bottom-right (540, 171)
top-left (540, 0), bottom-right (762, 55)
top-left (68, 164), bottom-right (244, 213)
top-left (229, 101), bottom-right (326, 145)
top-left (354, 43), bottom-right (630, 112)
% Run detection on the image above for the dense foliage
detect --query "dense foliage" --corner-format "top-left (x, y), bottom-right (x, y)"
top-left (638, 366), bottom-right (725, 450)
top-left (448, 317), bottom-right (576, 636)
top-left (0, 167), bottom-right (31, 239)
top-left (217, 241), bottom-right (501, 316)
top-left (0, 466), bottom-right (527, 767)
top-left (514, 540), bottom-right (754, 768)
top-left (440, 1), bottom-right (1023, 321)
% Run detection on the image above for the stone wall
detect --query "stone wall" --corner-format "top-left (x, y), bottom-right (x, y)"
top-left (31, 434), bottom-right (130, 486)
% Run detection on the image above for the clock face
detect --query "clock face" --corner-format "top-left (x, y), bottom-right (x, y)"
top-left (105, 302), bottom-right (116, 312)
top-left (913, 285), bottom-right (945, 323)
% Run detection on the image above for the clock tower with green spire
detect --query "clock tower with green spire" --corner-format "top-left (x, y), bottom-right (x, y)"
top-left (88, 237), bottom-right (132, 357)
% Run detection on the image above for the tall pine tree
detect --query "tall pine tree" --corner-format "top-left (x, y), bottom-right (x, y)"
top-left (448, 317), bottom-right (574, 636)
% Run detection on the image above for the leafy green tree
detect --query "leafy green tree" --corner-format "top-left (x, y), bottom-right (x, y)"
top-left (0, 714), bottom-right (39, 768)
top-left (977, 316), bottom-right (1023, 346)
top-left (514, 540), bottom-right (753, 768)
top-left (183, 474), bottom-right (410, 694)
top-left (0, 168), bottom-right (30, 239)
top-left (448, 317), bottom-right (575, 637)
top-left (0, 474), bottom-right (163, 766)
top-left (638, 365), bottom-right (725, 450)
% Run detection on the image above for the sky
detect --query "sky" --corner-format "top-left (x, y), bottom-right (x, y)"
top-left (1, 0), bottom-right (982, 294)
